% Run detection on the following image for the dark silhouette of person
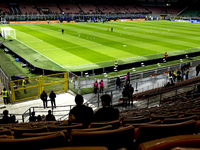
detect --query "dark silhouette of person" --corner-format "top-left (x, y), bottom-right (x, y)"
top-left (62, 29), bottom-right (64, 34)
top-left (69, 94), bottom-right (94, 127)
top-left (29, 112), bottom-right (37, 122)
top-left (46, 110), bottom-right (56, 121)
top-left (40, 90), bottom-right (47, 108)
top-left (49, 90), bottom-right (56, 108)
top-left (94, 94), bottom-right (119, 122)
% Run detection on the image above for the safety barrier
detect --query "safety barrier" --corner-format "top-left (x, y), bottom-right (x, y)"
top-left (10, 72), bottom-right (68, 103)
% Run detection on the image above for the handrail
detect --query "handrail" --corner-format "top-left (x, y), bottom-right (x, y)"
top-left (22, 105), bottom-right (75, 123)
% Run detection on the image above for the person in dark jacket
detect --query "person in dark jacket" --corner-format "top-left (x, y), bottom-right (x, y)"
top-left (69, 94), bottom-right (94, 127)
top-left (49, 90), bottom-right (56, 108)
top-left (116, 76), bottom-right (121, 90)
top-left (40, 90), bottom-right (47, 108)
top-left (94, 94), bottom-right (119, 122)
top-left (46, 110), bottom-right (56, 121)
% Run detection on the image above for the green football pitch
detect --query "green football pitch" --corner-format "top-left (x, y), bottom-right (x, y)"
top-left (2, 20), bottom-right (200, 71)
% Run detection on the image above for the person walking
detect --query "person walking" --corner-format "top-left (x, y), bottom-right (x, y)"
top-left (40, 90), bottom-right (47, 108)
top-left (49, 90), bottom-right (56, 109)
top-left (99, 79), bottom-right (104, 94)
top-left (1, 87), bottom-right (8, 104)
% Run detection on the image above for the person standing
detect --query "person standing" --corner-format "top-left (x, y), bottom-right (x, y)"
top-left (114, 60), bottom-right (118, 70)
top-left (126, 72), bottom-right (130, 84)
top-left (62, 29), bottom-right (64, 34)
top-left (22, 79), bottom-right (27, 94)
top-left (111, 27), bottom-right (113, 32)
top-left (116, 76), bottom-right (121, 90)
top-left (49, 90), bottom-right (56, 109)
top-left (99, 79), bottom-right (104, 94)
top-left (40, 90), bottom-right (47, 108)
top-left (94, 80), bottom-right (99, 94)
top-left (164, 52), bottom-right (168, 62)
top-left (185, 68), bottom-right (190, 80)
top-left (129, 84), bottom-right (134, 104)
top-left (196, 64), bottom-right (200, 76)
top-left (107, 27), bottom-right (109, 31)
top-left (1, 87), bottom-right (8, 104)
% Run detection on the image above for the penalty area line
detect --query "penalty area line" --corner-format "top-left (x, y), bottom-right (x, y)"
top-left (15, 39), bottom-right (64, 68)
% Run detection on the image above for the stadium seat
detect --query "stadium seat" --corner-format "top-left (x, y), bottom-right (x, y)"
top-left (14, 126), bottom-right (49, 138)
top-left (135, 119), bottom-right (197, 146)
top-left (21, 129), bottom-right (68, 138)
top-left (70, 125), bottom-right (135, 150)
top-left (71, 125), bottom-right (113, 133)
top-left (137, 134), bottom-right (200, 150)
top-left (162, 115), bottom-right (198, 124)
top-left (89, 120), bottom-right (121, 129)
top-left (0, 132), bottom-right (67, 150)
top-left (42, 146), bottom-right (108, 150)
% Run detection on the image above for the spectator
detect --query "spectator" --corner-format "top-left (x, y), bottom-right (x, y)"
top-left (69, 94), bottom-right (94, 127)
top-left (46, 110), bottom-right (56, 121)
top-left (126, 72), bottom-right (130, 84)
top-left (29, 112), bottom-right (37, 122)
top-left (40, 90), bottom-right (47, 108)
top-left (122, 86), bottom-right (130, 105)
top-left (49, 90), bottom-right (56, 108)
top-left (196, 64), bottom-right (200, 76)
top-left (94, 94), bottom-right (119, 121)
top-left (99, 79), bottom-right (104, 94)
top-left (185, 68), bottom-right (190, 80)
top-left (1, 87), bottom-right (8, 104)
top-left (94, 80), bottom-right (99, 94)
top-left (129, 84), bottom-right (134, 104)
top-left (116, 76), bottom-right (121, 90)
top-left (0, 110), bottom-right (16, 124)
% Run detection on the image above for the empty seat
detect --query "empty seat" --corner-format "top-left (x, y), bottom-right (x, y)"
top-left (89, 120), bottom-right (120, 129)
top-left (70, 125), bottom-right (134, 150)
top-left (42, 146), bottom-right (108, 150)
top-left (14, 126), bottom-right (49, 138)
top-left (162, 115), bottom-right (198, 124)
top-left (138, 134), bottom-right (200, 150)
top-left (0, 132), bottom-right (67, 150)
top-left (22, 129), bottom-right (68, 138)
top-left (135, 119), bottom-right (197, 146)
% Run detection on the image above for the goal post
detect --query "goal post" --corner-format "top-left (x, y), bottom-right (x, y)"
top-left (1, 27), bottom-right (16, 40)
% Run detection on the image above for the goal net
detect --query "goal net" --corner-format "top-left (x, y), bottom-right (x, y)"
top-left (1, 27), bottom-right (16, 40)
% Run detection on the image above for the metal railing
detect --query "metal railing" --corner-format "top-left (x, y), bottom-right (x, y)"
top-left (22, 105), bottom-right (75, 123)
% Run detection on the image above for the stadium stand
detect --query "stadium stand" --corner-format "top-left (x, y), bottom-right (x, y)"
top-left (1, 0), bottom-right (200, 149)
top-left (19, 2), bottom-right (39, 15)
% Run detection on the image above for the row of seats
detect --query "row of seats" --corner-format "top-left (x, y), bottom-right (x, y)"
top-left (0, 2), bottom-right (182, 15)
top-left (132, 76), bottom-right (200, 101)
top-left (0, 117), bottom-right (200, 149)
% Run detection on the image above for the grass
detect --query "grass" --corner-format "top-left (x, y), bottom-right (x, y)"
top-left (1, 20), bottom-right (200, 72)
